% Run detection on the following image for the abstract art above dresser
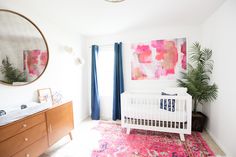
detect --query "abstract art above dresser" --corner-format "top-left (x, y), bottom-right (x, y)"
top-left (131, 38), bottom-right (186, 80)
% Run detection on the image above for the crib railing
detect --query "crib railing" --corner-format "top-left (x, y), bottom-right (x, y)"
top-left (121, 92), bottom-right (192, 141)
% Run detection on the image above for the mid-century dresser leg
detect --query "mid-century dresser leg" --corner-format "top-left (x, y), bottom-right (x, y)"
top-left (69, 132), bottom-right (73, 140)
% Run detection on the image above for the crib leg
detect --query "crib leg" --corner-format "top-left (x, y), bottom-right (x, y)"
top-left (126, 128), bottom-right (131, 134)
top-left (180, 134), bottom-right (185, 141)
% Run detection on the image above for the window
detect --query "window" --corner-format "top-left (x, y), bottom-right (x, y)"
top-left (97, 46), bottom-right (114, 97)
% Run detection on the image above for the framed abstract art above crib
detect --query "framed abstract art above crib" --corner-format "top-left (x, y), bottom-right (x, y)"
top-left (131, 38), bottom-right (186, 80)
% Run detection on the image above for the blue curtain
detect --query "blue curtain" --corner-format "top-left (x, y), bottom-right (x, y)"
top-left (113, 42), bottom-right (124, 120)
top-left (91, 45), bottom-right (100, 120)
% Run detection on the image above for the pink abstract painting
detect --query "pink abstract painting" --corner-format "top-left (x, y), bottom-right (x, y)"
top-left (131, 38), bottom-right (186, 80)
top-left (23, 50), bottom-right (48, 81)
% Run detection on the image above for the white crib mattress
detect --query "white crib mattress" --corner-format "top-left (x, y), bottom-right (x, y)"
top-left (123, 109), bottom-right (187, 122)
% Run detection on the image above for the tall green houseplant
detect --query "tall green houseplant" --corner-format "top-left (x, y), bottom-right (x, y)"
top-left (177, 42), bottom-right (218, 113)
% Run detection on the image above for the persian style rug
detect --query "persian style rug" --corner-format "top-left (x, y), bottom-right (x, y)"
top-left (91, 121), bottom-right (215, 157)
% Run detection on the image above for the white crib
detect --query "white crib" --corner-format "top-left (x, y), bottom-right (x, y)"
top-left (121, 88), bottom-right (192, 141)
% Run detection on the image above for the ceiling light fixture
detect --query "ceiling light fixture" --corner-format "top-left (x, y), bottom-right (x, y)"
top-left (104, 0), bottom-right (125, 3)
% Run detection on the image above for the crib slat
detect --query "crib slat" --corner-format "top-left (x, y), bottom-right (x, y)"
top-left (179, 99), bottom-right (181, 129)
top-left (183, 100), bottom-right (185, 129)
top-left (176, 99), bottom-right (178, 129)
top-left (150, 99), bottom-right (153, 126)
top-left (159, 98), bottom-right (161, 127)
top-left (168, 98), bottom-right (170, 128)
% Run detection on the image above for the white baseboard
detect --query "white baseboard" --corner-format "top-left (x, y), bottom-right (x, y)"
top-left (75, 115), bottom-right (90, 128)
top-left (205, 128), bottom-right (232, 157)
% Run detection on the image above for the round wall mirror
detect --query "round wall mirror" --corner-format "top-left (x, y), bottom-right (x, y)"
top-left (0, 9), bottom-right (49, 86)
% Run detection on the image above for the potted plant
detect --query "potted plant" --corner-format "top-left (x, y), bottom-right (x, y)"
top-left (0, 56), bottom-right (26, 84)
top-left (177, 42), bottom-right (218, 132)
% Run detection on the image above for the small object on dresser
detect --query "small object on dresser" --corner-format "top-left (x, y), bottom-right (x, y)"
top-left (52, 91), bottom-right (63, 105)
top-left (0, 110), bottom-right (6, 116)
top-left (21, 104), bottom-right (27, 109)
top-left (37, 88), bottom-right (53, 105)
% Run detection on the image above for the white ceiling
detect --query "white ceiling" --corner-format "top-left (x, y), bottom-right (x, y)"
top-left (0, 0), bottom-right (226, 36)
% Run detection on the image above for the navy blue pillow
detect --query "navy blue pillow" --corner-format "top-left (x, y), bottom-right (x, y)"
top-left (160, 92), bottom-right (177, 112)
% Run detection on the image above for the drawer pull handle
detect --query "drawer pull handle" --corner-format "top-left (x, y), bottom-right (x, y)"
top-left (23, 124), bottom-right (27, 128)
top-left (24, 138), bottom-right (28, 141)
top-left (25, 153), bottom-right (30, 157)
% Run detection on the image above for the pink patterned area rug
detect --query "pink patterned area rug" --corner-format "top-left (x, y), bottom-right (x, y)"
top-left (91, 121), bottom-right (215, 157)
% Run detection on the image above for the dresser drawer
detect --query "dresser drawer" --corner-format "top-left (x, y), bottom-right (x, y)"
top-left (0, 122), bottom-right (47, 157)
top-left (12, 136), bottom-right (48, 157)
top-left (0, 112), bottom-right (45, 142)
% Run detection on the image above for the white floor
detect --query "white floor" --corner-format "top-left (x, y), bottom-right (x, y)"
top-left (40, 119), bottom-right (225, 157)
top-left (41, 120), bottom-right (100, 157)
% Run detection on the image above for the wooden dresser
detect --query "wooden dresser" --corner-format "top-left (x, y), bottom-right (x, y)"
top-left (0, 101), bottom-right (74, 157)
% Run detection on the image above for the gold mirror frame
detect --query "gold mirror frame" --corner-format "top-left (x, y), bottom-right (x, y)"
top-left (0, 9), bottom-right (49, 86)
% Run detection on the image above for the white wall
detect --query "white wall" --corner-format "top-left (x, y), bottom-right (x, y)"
top-left (3, 3), bottom-right (235, 155)
top-left (201, 0), bottom-right (236, 156)
top-left (85, 25), bottom-right (201, 119)
top-left (0, 7), bottom-right (89, 126)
